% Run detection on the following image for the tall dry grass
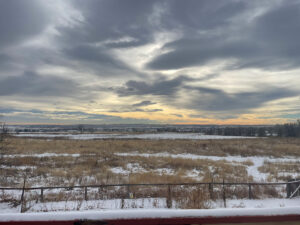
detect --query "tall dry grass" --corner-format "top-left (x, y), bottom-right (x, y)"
top-left (6, 136), bottom-right (300, 157)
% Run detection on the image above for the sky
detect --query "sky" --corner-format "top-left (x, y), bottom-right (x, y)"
top-left (0, 0), bottom-right (300, 125)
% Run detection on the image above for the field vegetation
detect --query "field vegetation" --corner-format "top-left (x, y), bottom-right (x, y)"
top-left (0, 136), bottom-right (300, 212)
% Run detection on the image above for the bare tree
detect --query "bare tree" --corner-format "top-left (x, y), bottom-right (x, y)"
top-left (0, 117), bottom-right (8, 157)
top-left (77, 124), bottom-right (85, 134)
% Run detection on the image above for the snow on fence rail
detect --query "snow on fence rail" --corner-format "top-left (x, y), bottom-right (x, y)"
top-left (1, 180), bottom-right (299, 213)
top-left (1, 208), bottom-right (300, 224)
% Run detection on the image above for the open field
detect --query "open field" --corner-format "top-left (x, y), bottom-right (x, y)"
top-left (14, 132), bottom-right (254, 140)
top-left (0, 136), bottom-right (300, 212)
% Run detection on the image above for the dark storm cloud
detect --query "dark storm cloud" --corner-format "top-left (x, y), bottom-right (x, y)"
top-left (0, 0), bottom-right (48, 49)
top-left (116, 75), bottom-right (193, 96)
top-left (132, 101), bottom-right (156, 107)
top-left (0, 71), bottom-right (78, 96)
top-left (147, 1), bottom-right (300, 71)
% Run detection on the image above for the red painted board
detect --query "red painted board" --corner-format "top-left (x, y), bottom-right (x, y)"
top-left (1, 214), bottom-right (300, 225)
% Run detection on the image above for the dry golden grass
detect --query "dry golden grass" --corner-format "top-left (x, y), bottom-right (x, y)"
top-left (5, 136), bottom-right (300, 157)
top-left (258, 160), bottom-right (300, 181)
top-left (0, 135), bottom-right (298, 210)
top-left (1, 137), bottom-right (300, 188)
top-left (174, 186), bottom-right (211, 209)
top-left (3, 134), bottom-right (298, 212)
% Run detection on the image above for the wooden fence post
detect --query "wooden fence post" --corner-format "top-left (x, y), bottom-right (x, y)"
top-left (208, 183), bottom-right (214, 199)
top-left (84, 187), bottom-right (88, 201)
top-left (286, 179), bottom-right (300, 198)
top-left (127, 184), bottom-right (133, 198)
top-left (287, 181), bottom-right (292, 198)
top-left (121, 198), bottom-right (125, 209)
top-left (222, 179), bottom-right (226, 208)
top-left (166, 185), bottom-right (172, 208)
top-left (40, 188), bottom-right (44, 202)
top-left (20, 177), bottom-right (26, 213)
top-left (248, 184), bottom-right (252, 199)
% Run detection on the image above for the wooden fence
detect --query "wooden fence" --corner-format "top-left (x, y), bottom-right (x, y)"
top-left (0, 181), bottom-right (292, 201)
top-left (1, 180), bottom-right (299, 213)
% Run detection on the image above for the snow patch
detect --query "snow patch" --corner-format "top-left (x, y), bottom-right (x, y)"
top-left (115, 152), bottom-right (300, 182)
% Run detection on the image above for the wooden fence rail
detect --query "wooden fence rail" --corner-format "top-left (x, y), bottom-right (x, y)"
top-left (0, 181), bottom-right (294, 191)
top-left (1, 180), bottom-right (299, 213)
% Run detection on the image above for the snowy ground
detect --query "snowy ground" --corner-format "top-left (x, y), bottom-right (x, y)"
top-left (3, 153), bottom-right (81, 158)
top-left (14, 132), bottom-right (255, 140)
top-left (4, 152), bottom-right (299, 182)
top-left (114, 152), bottom-right (300, 181)
top-left (1, 206), bottom-right (300, 222)
top-left (2, 136), bottom-right (300, 213)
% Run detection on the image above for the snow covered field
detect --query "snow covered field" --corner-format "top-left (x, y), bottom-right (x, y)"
top-left (14, 132), bottom-right (254, 140)
top-left (114, 152), bottom-right (300, 181)
top-left (1, 136), bottom-right (300, 213)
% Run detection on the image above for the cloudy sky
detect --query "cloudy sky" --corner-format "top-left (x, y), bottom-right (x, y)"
top-left (1, 0), bottom-right (300, 124)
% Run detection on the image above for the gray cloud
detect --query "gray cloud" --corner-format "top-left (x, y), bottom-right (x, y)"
top-left (109, 108), bottom-right (163, 113)
top-left (0, 71), bottom-right (78, 96)
top-left (132, 101), bottom-right (156, 107)
top-left (185, 86), bottom-right (298, 112)
top-left (135, 108), bottom-right (163, 112)
top-left (147, 37), bottom-right (257, 70)
top-left (116, 75), bottom-right (193, 96)
top-left (147, 1), bottom-right (300, 71)
top-left (0, 0), bottom-right (48, 49)
top-left (188, 114), bottom-right (205, 119)
top-left (114, 75), bottom-right (298, 114)
top-left (108, 99), bottom-right (161, 113)
top-left (1, 0), bottom-right (300, 124)
top-left (0, 54), bottom-right (11, 64)
top-left (160, 0), bottom-right (247, 31)
top-left (172, 114), bottom-right (183, 118)
top-left (63, 45), bottom-right (131, 74)
top-left (0, 108), bottom-right (158, 124)
top-left (59, 0), bottom-right (159, 48)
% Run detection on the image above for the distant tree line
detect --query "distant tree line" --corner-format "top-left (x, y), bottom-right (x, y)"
top-left (203, 120), bottom-right (300, 137)
top-left (0, 122), bottom-right (8, 156)
top-left (7, 120), bottom-right (300, 138)
top-left (274, 120), bottom-right (300, 137)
